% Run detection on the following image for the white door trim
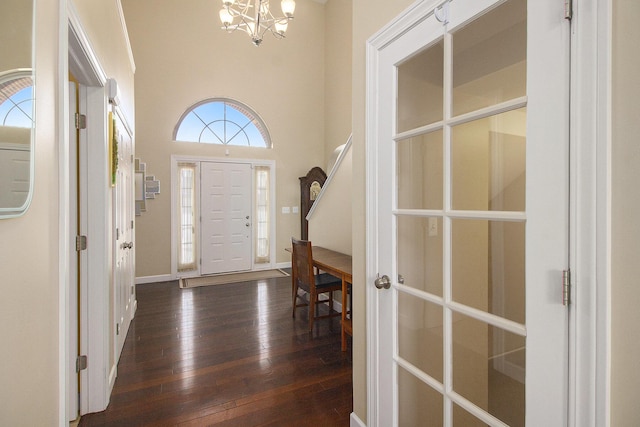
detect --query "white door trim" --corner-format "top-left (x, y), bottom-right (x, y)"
top-left (569, 0), bottom-right (612, 425)
top-left (170, 155), bottom-right (277, 278)
top-left (364, 0), bottom-right (612, 426)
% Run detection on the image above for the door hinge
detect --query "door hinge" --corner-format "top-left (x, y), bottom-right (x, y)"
top-left (75, 113), bottom-right (87, 130)
top-left (564, 0), bottom-right (573, 20)
top-left (75, 235), bottom-right (87, 251)
top-left (131, 220), bottom-right (134, 230)
top-left (116, 228), bottom-right (120, 240)
top-left (76, 355), bottom-right (88, 372)
top-left (562, 269), bottom-right (572, 306)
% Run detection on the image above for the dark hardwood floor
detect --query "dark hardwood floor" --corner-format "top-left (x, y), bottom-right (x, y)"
top-left (79, 276), bottom-right (352, 426)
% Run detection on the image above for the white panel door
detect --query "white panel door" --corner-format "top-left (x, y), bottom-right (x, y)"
top-left (113, 111), bottom-right (135, 359)
top-left (201, 162), bottom-right (252, 274)
top-left (368, 0), bottom-right (570, 425)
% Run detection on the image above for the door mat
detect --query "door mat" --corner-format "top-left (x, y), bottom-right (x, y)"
top-left (180, 269), bottom-right (290, 289)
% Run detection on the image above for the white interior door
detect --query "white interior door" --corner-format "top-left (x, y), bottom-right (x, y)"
top-left (113, 110), bottom-right (135, 358)
top-left (200, 162), bottom-right (252, 274)
top-left (367, 0), bottom-right (570, 425)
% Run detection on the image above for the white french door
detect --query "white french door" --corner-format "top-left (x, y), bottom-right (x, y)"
top-left (200, 162), bottom-right (252, 274)
top-left (367, 0), bottom-right (570, 426)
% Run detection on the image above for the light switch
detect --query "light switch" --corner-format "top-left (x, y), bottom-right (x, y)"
top-left (292, 206), bottom-right (299, 214)
top-left (428, 217), bottom-right (438, 236)
top-left (282, 206), bottom-right (290, 214)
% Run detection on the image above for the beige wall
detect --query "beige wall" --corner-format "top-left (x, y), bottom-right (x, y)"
top-left (0, 0), bottom-right (59, 423)
top-left (0, 0), bottom-right (32, 70)
top-left (324, 0), bottom-right (352, 163)
top-left (351, 0), bottom-right (414, 422)
top-left (611, 0), bottom-right (640, 424)
top-left (122, 0), bottom-right (329, 277)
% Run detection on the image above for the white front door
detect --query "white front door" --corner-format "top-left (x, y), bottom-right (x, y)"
top-left (200, 162), bottom-right (252, 274)
top-left (113, 110), bottom-right (135, 358)
top-left (367, 0), bottom-right (570, 425)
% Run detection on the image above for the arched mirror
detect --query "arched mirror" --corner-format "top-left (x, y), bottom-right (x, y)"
top-left (0, 0), bottom-right (35, 218)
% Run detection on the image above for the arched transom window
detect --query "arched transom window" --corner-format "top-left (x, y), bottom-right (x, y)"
top-left (0, 72), bottom-right (33, 128)
top-left (173, 98), bottom-right (271, 148)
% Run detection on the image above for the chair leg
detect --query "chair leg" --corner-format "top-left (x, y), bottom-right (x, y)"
top-left (308, 289), bottom-right (316, 332)
top-left (292, 280), bottom-right (298, 318)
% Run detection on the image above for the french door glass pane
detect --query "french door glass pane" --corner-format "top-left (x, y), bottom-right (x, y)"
top-left (398, 366), bottom-right (443, 427)
top-left (397, 130), bottom-right (443, 210)
top-left (451, 108), bottom-right (526, 212)
top-left (452, 404), bottom-right (489, 427)
top-left (398, 292), bottom-right (443, 382)
top-left (452, 313), bottom-right (525, 426)
top-left (452, 0), bottom-right (527, 116)
top-left (397, 40), bottom-right (444, 132)
top-left (397, 216), bottom-right (443, 297)
top-left (451, 219), bottom-right (525, 323)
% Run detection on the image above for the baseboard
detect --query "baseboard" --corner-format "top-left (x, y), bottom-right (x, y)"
top-left (135, 274), bottom-right (174, 284)
top-left (108, 364), bottom-right (117, 397)
top-left (275, 261), bottom-right (291, 270)
top-left (351, 412), bottom-right (366, 427)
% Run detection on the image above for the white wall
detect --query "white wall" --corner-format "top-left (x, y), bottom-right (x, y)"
top-left (308, 143), bottom-right (352, 254)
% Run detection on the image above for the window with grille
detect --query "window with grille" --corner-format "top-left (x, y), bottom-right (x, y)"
top-left (173, 98), bottom-right (271, 148)
top-left (178, 163), bottom-right (197, 272)
top-left (255, 166), bottom-right (270, 263)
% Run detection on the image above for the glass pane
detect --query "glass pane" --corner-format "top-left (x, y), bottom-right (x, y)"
top-left (452, 313), bottom-right (525, 427)
top-left (398, 292), bottom-right (443, 382)
top-left (397, 130), bottom-right (443, 210)
top-left (398, 365), bottom-right (443, 427)
top-left (397, 40), bottom-right (444, 132)
top-left (451, 219), bottom-right (525, 323)
top-left (453, 404), bottom-right (489, 427)
top-left (397, 216), bottom-right (443, 296)
top-left (452, 0), bottom-right (527, 116)
top-left (451, 108), bottom-right (526, 211)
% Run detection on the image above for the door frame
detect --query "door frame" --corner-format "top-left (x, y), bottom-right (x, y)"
top-left (170, 155), bottom-right (277, 278)
top-left (364, 0), bottom-right (611, 425)
top-left (61, 2), bottom-right (136, 419)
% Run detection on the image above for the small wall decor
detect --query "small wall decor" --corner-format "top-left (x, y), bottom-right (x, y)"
top-left (134, 158), bottom-right (160, 216)
top-left (108, 112), bottom-right (118, 187)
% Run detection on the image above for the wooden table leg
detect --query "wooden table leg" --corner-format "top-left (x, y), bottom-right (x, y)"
top-left (341, 277), bottom-right (347, 351)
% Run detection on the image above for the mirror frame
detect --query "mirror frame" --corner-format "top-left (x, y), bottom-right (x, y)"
top-left (0, 3), bottom-right (35, 219)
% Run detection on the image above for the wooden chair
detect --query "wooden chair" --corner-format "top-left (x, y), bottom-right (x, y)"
top-left (291, 238), bottom-right (343, 332)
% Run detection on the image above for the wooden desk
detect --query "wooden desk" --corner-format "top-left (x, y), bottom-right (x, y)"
top-left (287, 246), bottom-right (353, 351)
top-left (312, 247), bottom-right (352, 352)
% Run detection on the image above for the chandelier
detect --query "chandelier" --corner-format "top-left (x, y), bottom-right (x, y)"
top-left (219, 0), bottom-right (296, 46)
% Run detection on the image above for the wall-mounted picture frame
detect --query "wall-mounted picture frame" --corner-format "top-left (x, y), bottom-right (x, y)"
top-left (108, 112), bottom-right (119, 187)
